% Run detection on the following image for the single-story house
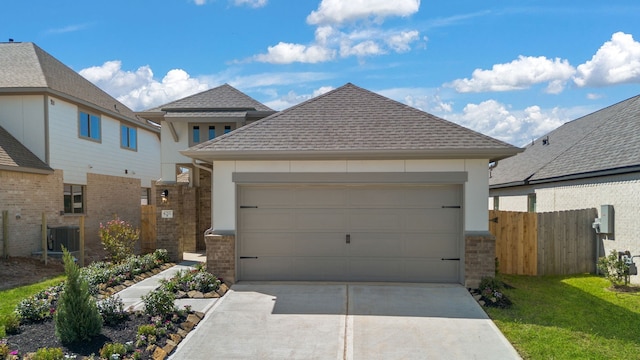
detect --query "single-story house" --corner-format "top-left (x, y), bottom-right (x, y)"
top-left (489, 94), bottom-right (640, 283)
top-left (182, 83), bottom-right (521, 287)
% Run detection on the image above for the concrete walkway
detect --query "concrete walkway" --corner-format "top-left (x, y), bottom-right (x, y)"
top-left (170, 282), bottom-right (521, 360)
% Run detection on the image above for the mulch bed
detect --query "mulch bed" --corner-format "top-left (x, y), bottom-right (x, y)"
top-left (6, 313), bottom-right (154, 357)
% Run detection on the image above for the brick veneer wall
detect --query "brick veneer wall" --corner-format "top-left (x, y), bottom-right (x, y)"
top-left (85, 173), bottom-right (142, 262)
top-left (197, 170), bottom-right (212, 251)
top-left (465, 231), bottom-right (496, 288)
top-left (204, 233), bottom-right (235, 283)
top-left (0, 169), bottom-right (67, 257)
top-left (153, 182), bottom-right (197, 261)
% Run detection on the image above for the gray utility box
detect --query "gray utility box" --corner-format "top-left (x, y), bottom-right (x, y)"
top-left (599, 205), bottom-right (614, 234)
top-left (47, 226), bottom-right (80, 252)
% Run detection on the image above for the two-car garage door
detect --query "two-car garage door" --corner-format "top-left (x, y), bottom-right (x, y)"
top-left (237, 184), bottom-right (462, 283)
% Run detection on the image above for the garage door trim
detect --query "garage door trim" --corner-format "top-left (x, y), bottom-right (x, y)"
top-left (233, 172), bottom-right (468, 184)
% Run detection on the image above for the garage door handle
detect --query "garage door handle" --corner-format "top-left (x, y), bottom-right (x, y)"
top-left (240, 256), bottom-right (258, 259)
top-left (441, 258), bottom-right (460, 261)
top-left (346, 234), bottom-right (351, 244)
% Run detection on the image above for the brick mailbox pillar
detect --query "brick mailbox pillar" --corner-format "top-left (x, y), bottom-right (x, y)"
top-left (204, 233), bottom-right (236, 284)
top-left (464, 231), bottom-right (496, 289)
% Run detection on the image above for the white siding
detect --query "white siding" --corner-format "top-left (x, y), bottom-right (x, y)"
top-left (211, 159), bottom-right (490, 233)
top-left (160, 121), bottom-right (198, 182)
top-left (47, 97), bottom-right (160, 186)
top-left (0, 95), bottom-right (46, 161)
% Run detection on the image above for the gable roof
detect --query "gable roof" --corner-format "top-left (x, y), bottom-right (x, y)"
top-left (182, 83), bottom-right (521, 162)
top-left (0, 126), bottom-right (53, 174)
top-left (490, 94), bottom-right (640, 188)
top-left (0, 41), bottom-right (155, 131)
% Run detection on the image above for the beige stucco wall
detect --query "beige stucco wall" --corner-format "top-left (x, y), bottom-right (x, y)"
top-left (211, 159), bottom-right (491, 233)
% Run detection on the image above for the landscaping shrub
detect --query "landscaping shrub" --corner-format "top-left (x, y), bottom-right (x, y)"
top-left (99, 216), bottom-right (140, 263)
top-left (162, 266), bottom-right (220, 294)
top-left (32, 347), bottom-right (64, 360)
top-left (598, 249), bottom-right (631, 287)
top-left (54, 248), bottom-right (103, 343)
top-left (1, 313), bottom-right (20, 335)
top-left (97, 295), bottom-right (128, 325)
top-left (99, 342), bottom-right (131, 359)
top-left (478, 276), bottom-right (512, 308)
top-left (141, 288), bottom-right (176, 318)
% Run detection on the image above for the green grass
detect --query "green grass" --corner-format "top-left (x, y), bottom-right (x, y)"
top-left (0, 275), bottom-right (66, 337)
top-left (485, 274), bottom-right (640, 360)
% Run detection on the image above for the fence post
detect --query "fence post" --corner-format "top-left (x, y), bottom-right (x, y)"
top-left (79, 216), bottom-right (85, 267)
top-left (2, 210), bottom-right (8, 259)
top-left (42, 213), bottom-right (47, 265)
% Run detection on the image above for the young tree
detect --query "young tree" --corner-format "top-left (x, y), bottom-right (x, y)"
top-left (55, 247), bottom-right (103, 343)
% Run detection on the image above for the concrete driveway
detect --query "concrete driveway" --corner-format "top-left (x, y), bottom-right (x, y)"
top-left (170, 283), bottom-right (521, 360)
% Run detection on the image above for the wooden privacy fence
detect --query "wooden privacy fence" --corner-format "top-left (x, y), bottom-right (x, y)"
top-left (140, 205), bottom-right (156, 254)
top-left (490, 209), bottom-right (598, 276)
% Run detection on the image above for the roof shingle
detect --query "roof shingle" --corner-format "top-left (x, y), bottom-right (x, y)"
top-left (144, 84), bottom-right (274, 112)
top-left (490, 94), bottom-right (640, 187)
top-left (183, 83), bottom-right (520, 161)
top-left (0, 126), bottom-right (52, 173)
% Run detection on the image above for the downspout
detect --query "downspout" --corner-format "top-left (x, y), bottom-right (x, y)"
top-left (192, 160), bottom-right (215, 235)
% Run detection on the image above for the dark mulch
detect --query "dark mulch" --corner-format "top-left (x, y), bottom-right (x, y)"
top-left (5, 313), bottom-right (171, 357)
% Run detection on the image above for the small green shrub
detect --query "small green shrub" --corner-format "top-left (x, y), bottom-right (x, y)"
top-left (153, 249), bottom-right (169, 264)
top-left (0, 339), bottom-right (11, 358)
top-left (141, 288), bottom-right (176, 317)
top-left (54, 248), bottom-right (103, 344)
top-left (598, 250), bottom-right (631, 287)
top-left (33, 347), bottom-right (64, 360)
top-left (137, 324), bottom-right (157, 336)
top-left (97, 295), bottom-right (128, 325)
top-left (15, 297), bottom-right (53, 323)
top-left (1, 313), bottom-right (20, 335)
top-left (99, 216), bottom-right (140, 263)
top-left (478, 276), bottom-right (512, 308)
top-left (162, 267), bottom-right (221, 294)
top-left (98, 342), bottom-right (129, 359)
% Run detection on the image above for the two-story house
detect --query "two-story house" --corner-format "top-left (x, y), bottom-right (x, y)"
top-left (0, 41), bottom-right (161, 261)
top-left (136, 84), bottom-right (275, 252)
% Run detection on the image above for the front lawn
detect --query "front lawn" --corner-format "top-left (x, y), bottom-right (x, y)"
top-left (485, 274), bottom-right (640, 359)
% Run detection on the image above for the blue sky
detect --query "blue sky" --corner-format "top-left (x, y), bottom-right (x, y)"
top-left (3, 0), bottom-right (640, 146)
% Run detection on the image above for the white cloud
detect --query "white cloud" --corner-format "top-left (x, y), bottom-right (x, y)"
top-left (447, 56), bottom-right (576, 94)
top-left (376, 87), bottom-right (452, 114)
top-left (263, 86), bottom-right (334, 110)
top-left (193, 0), bottom-right (207, 5)
top-left (253, 42), bottom-right (336, 64)
top-left (586, 93), bottom-right (604, 100)
top-left (574, 32), bottom-right (640, 87)
top-left (232, 0), bottom-right (268, 8)
top-left (45, 23), bottom-right (90, 34)
top-left (228, 72), bottom-right (335, 89)
top-left (251, 0), bottom-right (422, 64)
top-left (307, 0), bottom-right (420, 25)
top-left (444, 100), bottom-right (573, 146)
top-left (79, 61), bottom-right (210, 110)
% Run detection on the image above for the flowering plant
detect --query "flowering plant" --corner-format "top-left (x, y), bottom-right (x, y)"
top-left (99, 216), bottom-right (140, 263)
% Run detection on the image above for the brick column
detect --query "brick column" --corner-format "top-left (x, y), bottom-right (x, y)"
top-left (205, 233), bottom-right (236, 284)
top-left (465, 231), bottom-right (496, 288)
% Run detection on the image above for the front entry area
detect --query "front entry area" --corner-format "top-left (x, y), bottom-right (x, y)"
top-left (237, 184), bottom-right (463, 283)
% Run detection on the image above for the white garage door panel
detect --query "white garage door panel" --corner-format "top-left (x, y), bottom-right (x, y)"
top-left (238, 184), bottom-right (462, 283)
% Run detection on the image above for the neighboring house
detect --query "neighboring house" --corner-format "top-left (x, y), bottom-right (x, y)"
top-left (489, 94), bottom-right (640, 283)
top-left (181, 83), bottom-right (521, 287)
top-left (0, 41), bottom-right (161, 260)
top-left (136, 84), bottom-right (275, 251)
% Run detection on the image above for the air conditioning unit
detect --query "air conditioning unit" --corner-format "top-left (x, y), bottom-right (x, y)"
top-left (47, 226), bottom-right (80, 252)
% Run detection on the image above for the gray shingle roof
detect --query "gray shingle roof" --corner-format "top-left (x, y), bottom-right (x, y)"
top-left (490, 94), bottom-right (640, 187)
top-left (0, 126), bottom-right (52, 173)
top-left (144, 84), bottom-right (274, 112)
top-left (0, 42), bottom-right (152, 130)
top-left (182, 83), bottom-right (521, 161)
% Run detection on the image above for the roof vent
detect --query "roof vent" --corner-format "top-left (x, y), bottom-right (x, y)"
top-left (542, 136), bottom-right (550, 146)
top-left (8, 38), bottom-right (14, 42)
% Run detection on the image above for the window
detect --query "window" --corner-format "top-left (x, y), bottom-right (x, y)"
top-left (121, 124), bottom-right (137, 150)
top-left (224, 125), bottom-right (232, 134)
top-left (192, 126), bottom-right (200, 144)
top-left (64, 184), bottom-right (84, 214)
top-left (208, 126), bottom-right (216, 140)
top-left (79, 111), bottom-right (101, 141)
top-left (493, 196), bottom-right (499, 210)
top-left (527, 193), bottom-right (536, 213)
